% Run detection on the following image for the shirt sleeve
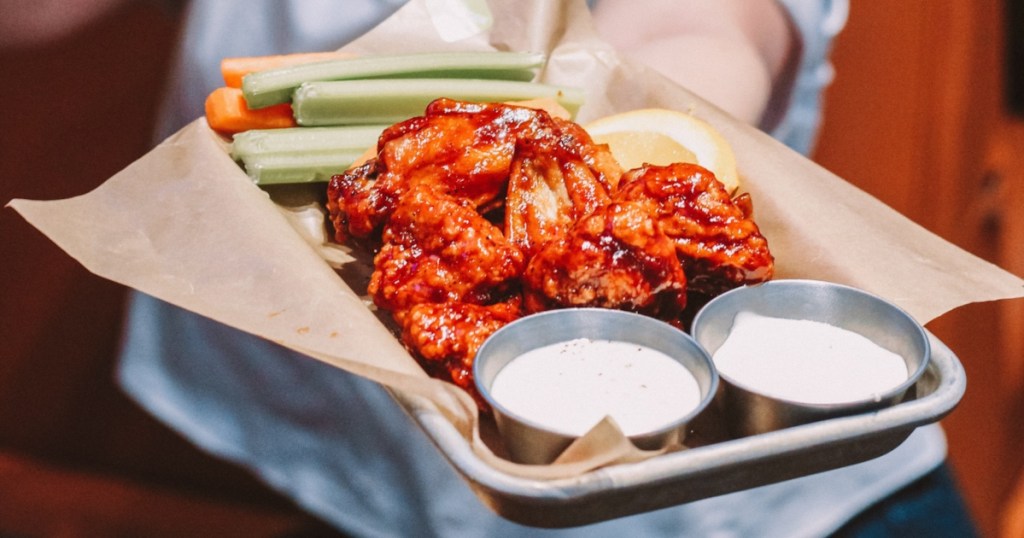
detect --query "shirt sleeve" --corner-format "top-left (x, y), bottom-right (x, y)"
top-left (768, 0), bottom-right (849, 155)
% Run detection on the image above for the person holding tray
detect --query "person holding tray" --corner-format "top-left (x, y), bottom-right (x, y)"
top-left (7, 0), bottom-right (978, 535)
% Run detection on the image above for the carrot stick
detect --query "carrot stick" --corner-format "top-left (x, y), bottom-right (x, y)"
top-left (204, 86), bottom-right (296, 135)
top-left (221, 51), bottom-right (355, 88)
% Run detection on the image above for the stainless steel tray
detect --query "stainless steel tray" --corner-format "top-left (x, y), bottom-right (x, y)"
top-left (392, 331), bottom-right (965, 528)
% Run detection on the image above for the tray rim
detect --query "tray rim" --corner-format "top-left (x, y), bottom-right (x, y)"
top-left (391, 330), bottom-right (965, 527)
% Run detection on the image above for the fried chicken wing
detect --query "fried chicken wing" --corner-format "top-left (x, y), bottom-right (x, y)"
top-left (328, 100), bottom-right (539, 238)
top-left (400, 299), bottom-right (521, 399)
top-left (327, 101), bottom-right (523, 241)
top-left (368, 184), bottom-right (524, 321)
top-left (328, 98), bottom-right (622, 246)
top-left (504, 152), bottom-right (576, 258)
top-left (522, 201), bottom-right (688, 320)
top-left (327, 159), bottom-right (389, 241)
top-left (616, 162), bottom-right (774, 296)
top-left (504, 120), bottom-right (620, 257)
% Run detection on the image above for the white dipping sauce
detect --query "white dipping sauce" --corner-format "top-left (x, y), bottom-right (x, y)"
top-left (489, 338), bottom-right (701, 436)
top-left (712, 312), bottom-right (908, 404)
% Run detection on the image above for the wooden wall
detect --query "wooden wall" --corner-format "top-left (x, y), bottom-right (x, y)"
top-left (812, 2), bottom-right (1024, 536)
top-left (0, 4), bottom-right (335, 535)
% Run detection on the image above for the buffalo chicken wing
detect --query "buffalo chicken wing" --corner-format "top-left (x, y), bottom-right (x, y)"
top-left (368, 184), bottom-right (524, 322)
top-left (616, 162), bottom-right (774, 296)
top-left (522, 201), bottom-right (688, 319)
top-left (400, 300), bottom-right (521, 398)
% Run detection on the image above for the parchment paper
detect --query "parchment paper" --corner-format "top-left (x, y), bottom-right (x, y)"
top-left (8, 0), bottom-right (1024, 480)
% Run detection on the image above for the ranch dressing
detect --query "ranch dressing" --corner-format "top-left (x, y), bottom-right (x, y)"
top-left (712, 312), bottom-right (908, 404)
top-left (490, 338), bottom-right (701, 436)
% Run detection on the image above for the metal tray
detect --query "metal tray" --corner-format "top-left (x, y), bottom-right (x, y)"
top-left (391, 331), bottom-right (965, 528)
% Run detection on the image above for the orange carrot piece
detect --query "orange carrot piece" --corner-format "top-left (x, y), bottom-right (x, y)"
top-left (220, 51), bottom-right (355, 88)
top-left (204, 86), bottom-right (296, 135)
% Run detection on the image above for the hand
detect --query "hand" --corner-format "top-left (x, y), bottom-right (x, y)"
top-left (592, 0), bottom-right (799, 128)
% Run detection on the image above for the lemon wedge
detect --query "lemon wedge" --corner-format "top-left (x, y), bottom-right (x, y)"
top-left (585, 108), bottom-right (740, 193)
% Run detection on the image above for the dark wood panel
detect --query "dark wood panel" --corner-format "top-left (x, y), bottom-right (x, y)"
top-left (0, 450), bottom-right (326, 538)
top-left (0, 3), bottom-right (329, 534)
top-left (813, 2), bottom-right (1021, 536)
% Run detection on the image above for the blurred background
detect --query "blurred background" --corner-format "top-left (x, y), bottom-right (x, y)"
top-left (1, 1), bottom-right (1022, 536)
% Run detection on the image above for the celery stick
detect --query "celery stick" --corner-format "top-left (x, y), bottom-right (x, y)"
top-left (292, 78), bottom-right (584, 126)
top-left (240, 150), bottom-right (369, 185)
top-left (242, 51), bottom-right (545, 109)
top-left (230, 125), bottom-right (385, 161)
